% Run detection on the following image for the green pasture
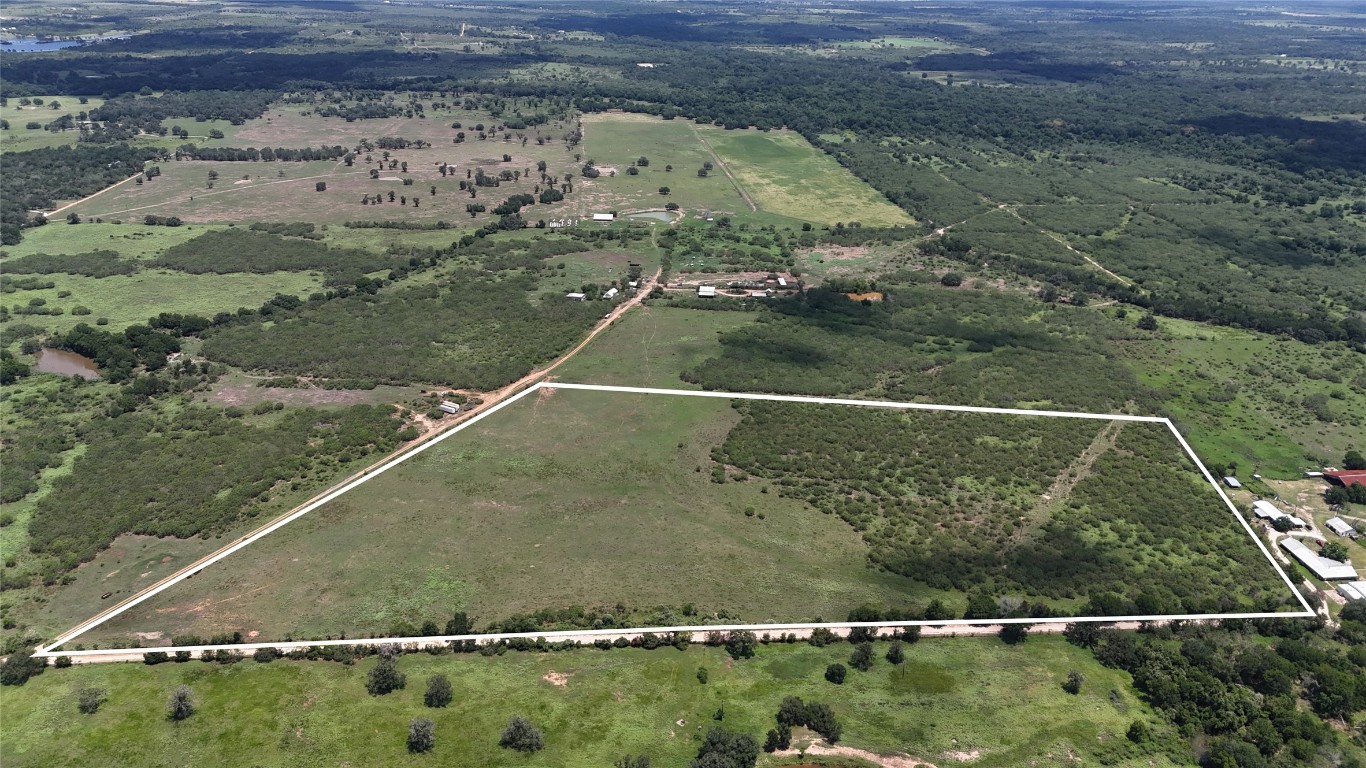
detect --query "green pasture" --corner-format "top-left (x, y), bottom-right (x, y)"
top-left (1, 269), bottom-right (324, 335)
top-left (1121, 317), bottom-right (1366, 477)
top-left (82, 389), bottom-right (947, 645)
top-left (0, 221), bottom-right (214, 260)
top-left (0, 637), bottom-right (1180, 768)
top-left (537, 246), bottom-right (662, 297)
top-left (579, 113), bottom-right (751, 216)
top-left (554, 305), bottom-right (758, 388)
top-left (697, 126), bottom-right (915, 228)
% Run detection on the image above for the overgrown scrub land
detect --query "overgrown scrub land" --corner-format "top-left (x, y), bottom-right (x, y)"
top-left (202, 273), bottom-right (603, 388)
top-left (683, 284), bottom-right (1152, 412)
top-left (0, 637), bottom-right (1180, 768)
top-left (27, 405), bottom-right (406, 570)
top-left (720, 402), bottom-right (1291, 615)
top-left (150, 228), bottom-right (406, 285)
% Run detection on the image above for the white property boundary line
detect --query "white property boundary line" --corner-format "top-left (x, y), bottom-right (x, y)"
top-left (38, 383), bottom-right (1312, 656)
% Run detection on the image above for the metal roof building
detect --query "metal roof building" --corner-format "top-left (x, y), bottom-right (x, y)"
top-left (1223, 477), bottom-right (1242, 489)
top-left (592, 213), bottom-right (615, 222)
top-left (603, 287), bottom-right (619, 300)
top-left (1336, 581), bottom-right (1366, 602)
top-left (697, 285), bottom-right (716, 298)
top-left (565, 292), bottom-right (586, 301)
top-left (1280, 537), bottom-right (1359, 581)
top-left (1251, 500), bottom-right (1309, 529)
top-left (1325, 469), bottom-right (1366, 487)
top-left (1325, 517), bottom-right (1358, 538)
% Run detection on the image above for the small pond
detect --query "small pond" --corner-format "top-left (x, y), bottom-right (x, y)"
top-left (625, 210), bottom-right (677, 222)
top-left (34, 348), bottom-right (101, 380)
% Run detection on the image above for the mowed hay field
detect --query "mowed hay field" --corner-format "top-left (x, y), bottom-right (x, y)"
top-left (578, 112), bottom-right (915, 227)
top-left (578, 112), bottom-right (751, 216)
top-left (697, 125), bottom-right (916, 227)
top-left (0, 638), bottom-right (1179, 768)
top-left (82, 389), bottom-right (939, 645)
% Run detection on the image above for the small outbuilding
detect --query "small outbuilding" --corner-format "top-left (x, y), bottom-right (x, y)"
top-left (1280, 537), bottom-right (1359, 581)
top-left (1223, 477), bottom-right (1242, 489)
top-left (1325, 517), bottom-right (1358, 538)
top-left (592, 213), bottom-right (615, 222)
top-left (603, 287), bottom-right (619, 300)
top-left (438, 400), bottom-right (461, 414)
top-left (566, 292), bottom-right (587, 301)
top-left (697, 285), bottom-right (717, 298)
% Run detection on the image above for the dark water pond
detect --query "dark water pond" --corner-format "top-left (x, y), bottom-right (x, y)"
top-left (1, 36), bottom-right (128, 53)
top-left (34, 348), bottom-right (100, 379)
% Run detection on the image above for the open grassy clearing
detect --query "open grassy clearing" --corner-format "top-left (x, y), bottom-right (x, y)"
top-left (578, 112), bottom-right (751, 217)
top-left (1119, 317), bottom-right (1366, 477)
top-left (536, 246), bottom-right (662, 297)
top-left (82, 389), bottom-right (938, 645)
top-left (696, 126), bottom-right (915, 228)
top-left (0, 637), bottom-right (1179, 768)
top-left (552, 305), bottom-right (759, 389)
top-left (0, 221), bottom-right (214, 261)
top-left (2, 269), bottom-right (324, 336)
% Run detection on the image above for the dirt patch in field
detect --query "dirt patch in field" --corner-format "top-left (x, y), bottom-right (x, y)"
top-left (778, 743), bottom-right (938, 768)
top-left (134, 631), bottom-right (164, 641)
top-left (209, 383), bottom-right (380, 407)
top-left (542, 671), bottom-right (571, 687)
top-left (944, 749), bottom-right (981, 761)
top-left (808, 245), bottom-right (871, 261)
top-left (846, 291), bottom-right (884, 302)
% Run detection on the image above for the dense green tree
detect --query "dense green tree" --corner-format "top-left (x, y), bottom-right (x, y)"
top-left (1062, 670), bottom-right (1083, 695)
top-left (1320, 541), bottom-right (1350, 564)
top-left (167, 685), bottom-right (195, 721)
top-left (1343, 449), bottom-right (1365, 471)
top-left (690, 727), bottom-right (758, 768)
top-left (886, 640), bottom-right (905, 665)
top-left (0, 650), bottom-right (46, 686)
top-left (824, 663), bottom-right (846, 684)
top-left (365, 656), bottom-right (406, 696)
top-left (408, 718), bottom-right (435, 753)
top-left (849, 643), bottom-right (875, 671)
top-left (724, 631), bottom-right (757, 660)
top-left (76, 685), bottom-right (107, 714)
top-left (499, 715), bottom-right (544, 752)
top-left (424, 674), bottom-right (453, 708)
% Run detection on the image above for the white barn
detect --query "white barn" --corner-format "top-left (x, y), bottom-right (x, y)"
top-left (1280, 537), bottom-right (1358, 581)
top-left (1251, 500), bottom-right (1309, 529)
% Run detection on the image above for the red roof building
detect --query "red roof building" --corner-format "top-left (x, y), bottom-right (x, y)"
top-left (1324, 469), bottom-right (1366, 487)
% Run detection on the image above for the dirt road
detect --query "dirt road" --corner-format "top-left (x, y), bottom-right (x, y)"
top-left (41, 268), bottom-right (662, 653)
top-left (46, 619), bottom-right (1151, 665)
